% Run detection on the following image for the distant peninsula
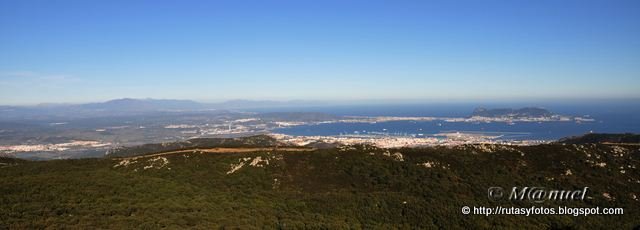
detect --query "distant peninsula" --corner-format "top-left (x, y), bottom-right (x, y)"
top-left (472, 107), bottom-right (553, 118)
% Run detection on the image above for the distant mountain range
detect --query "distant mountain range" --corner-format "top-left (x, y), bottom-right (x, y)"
top-left (0, 98), bottom-right (327, 120)
top-left (471, 107), bottom-right (553, 118)
top-left (79, 98), bottom-right (205, 111)
top-left (0, 99), bottom-right (561, 121)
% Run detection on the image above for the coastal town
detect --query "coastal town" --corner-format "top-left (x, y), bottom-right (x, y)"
top-left (0, 109), bottom-right (592, 158)
top-left (270, 132), bottom-right (549, 149)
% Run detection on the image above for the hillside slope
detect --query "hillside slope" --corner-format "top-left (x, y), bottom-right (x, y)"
top-left (106, 135), bottom-right (282, 158)
top-left (1, 143), bottom-right (639, 228)
top-left (559, 133), bottom-right (640, 144)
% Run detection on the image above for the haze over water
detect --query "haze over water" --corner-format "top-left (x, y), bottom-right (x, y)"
top-left (269, 101), bottom-right (640, 141)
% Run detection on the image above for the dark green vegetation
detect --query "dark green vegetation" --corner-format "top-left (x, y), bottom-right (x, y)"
top-left (560, 133), bottom-right (640, 144)
top-left (1, 141), bottom-right (639, 228)
top-left (107, 135), bottom-right (281, 158)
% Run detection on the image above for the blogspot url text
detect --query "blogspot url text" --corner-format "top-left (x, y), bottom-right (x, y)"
top-left (461, 206), bottom-right (624, 216)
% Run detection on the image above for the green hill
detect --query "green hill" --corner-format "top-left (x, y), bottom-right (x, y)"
top-left (559, 133), bottom-right (640, 144)
top-left (106, 135), bottom-right (282, 158)
top-left (1, 142), bottom-right (639, 228)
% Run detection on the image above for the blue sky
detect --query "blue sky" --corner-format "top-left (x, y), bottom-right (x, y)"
top-left (1, 0), bottom-right (639, 105)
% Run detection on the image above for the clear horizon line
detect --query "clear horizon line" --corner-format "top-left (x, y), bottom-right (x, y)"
top-left (3, 96), bottom-right (640, 107)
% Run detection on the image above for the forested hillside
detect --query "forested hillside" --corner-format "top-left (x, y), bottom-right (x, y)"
top-left (1, 142), bottom-right (639, 228)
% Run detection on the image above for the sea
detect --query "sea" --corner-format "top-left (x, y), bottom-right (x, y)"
top-left (252, 100), bottom-right (640, 141)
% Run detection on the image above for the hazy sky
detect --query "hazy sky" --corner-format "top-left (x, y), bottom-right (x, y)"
top-left (1, 0), bottom-right (639, 105)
